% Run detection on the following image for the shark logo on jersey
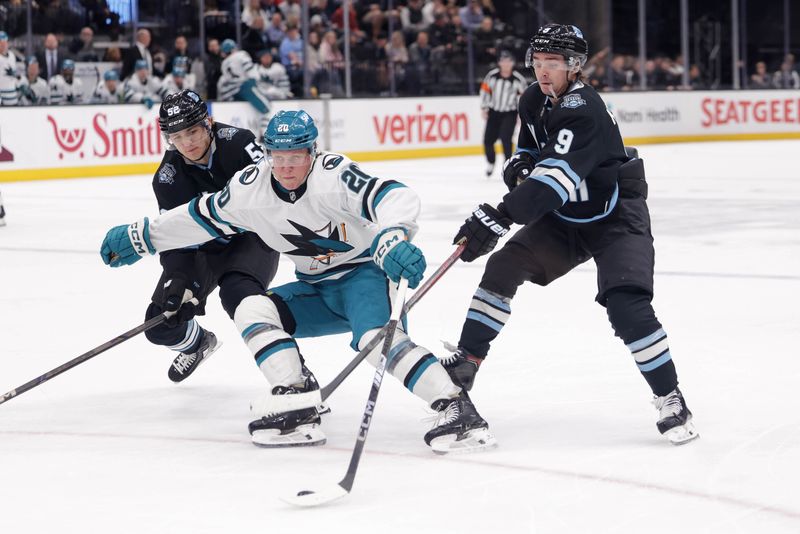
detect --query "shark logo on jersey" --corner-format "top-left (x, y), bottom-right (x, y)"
top-left (216, 127), bottom-right (239, 140)
top-left (281, 219), bottom-right (354, 269)
top-left (560, 94), bottom-right (586, 109)
top-left (158, 163), bottom-right (176, 184)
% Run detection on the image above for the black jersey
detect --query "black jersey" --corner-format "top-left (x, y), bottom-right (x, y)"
top-left (152, 122), bottom-right (264, 274)
top-left (507, 80), bottom-right (628, 224)
top-left (153, 122), bottom-right (263, 211)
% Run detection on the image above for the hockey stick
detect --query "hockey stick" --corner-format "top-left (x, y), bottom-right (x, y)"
top-left (0, 313), bottom-right (168, 406)
top-left (253, 242), bottom-right (466, 415)
top-left (282, 277), bottom-right (410, 507)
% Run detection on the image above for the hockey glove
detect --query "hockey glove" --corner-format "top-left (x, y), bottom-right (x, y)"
top-left (160, 274), bottom-right (202, 327)
top-left (371, 228), bottom-right (427, 289)
top-left (100, 218), bottom-right (155, 267)
top-left (453, 203), bottom-right (512, 262)
top-left (502, 152), bottom-right (535, 192)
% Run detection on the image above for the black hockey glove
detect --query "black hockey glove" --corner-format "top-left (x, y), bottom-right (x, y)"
top-left (160, 274), bottom-right (202, 327)
top-left (502, 152), bottom-right (535, 192)
top-left (453, 203), bottom-right (512, 262)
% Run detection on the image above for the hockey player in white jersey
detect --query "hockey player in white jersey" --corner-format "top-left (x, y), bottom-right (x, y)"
top-left (99, 110), bottom-right (496, 454)
top-left (217, 40), bottom-right (271, 131)
top-left (49, 59), bottom-right (84, 105)
top-left (0, 31), bottom-right (21, 106)
top-left (161, 66), bottom-right (194, 96)
top-left (19, 56), bottom-right (50, 105)
top-left (124, 59), bottom-right (165, 108)
top-left (91, 69), bottom-right (125, 104)
top-left (256, 49), bottom-right (292, 99)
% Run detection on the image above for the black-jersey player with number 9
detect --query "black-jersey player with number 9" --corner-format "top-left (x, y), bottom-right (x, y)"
top-left (447, 24), bottom-right (698, 445)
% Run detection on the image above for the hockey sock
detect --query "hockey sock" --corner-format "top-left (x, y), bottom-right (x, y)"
top-left (167, 319), bottom-right (202, 353)
top-left (235, 295), bottom-right (302, 386)
top-left (605, 289), bottom-right (678, 396)
top-left (359, 329), bottom-right (461, 404)
top-left (458, 287), bottom-right (512, 358)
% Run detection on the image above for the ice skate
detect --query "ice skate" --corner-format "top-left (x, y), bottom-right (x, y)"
top-left (654, 387), bottom-right (699, 445)
top-left (168, 330), bottom-right (220, 383)
top-left (485, 162), bottom-right (494, 178)
top-left (440, 343), bottom-right (482, 391)
top-left (249, 374), bottom-right (326, 447)
top-left (424, 393), bottom-right (496, 454)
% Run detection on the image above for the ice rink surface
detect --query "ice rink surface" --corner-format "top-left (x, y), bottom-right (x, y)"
top-left (1, 141), bottom-right (799, 533)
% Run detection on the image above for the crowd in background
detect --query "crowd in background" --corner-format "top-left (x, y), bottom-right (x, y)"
top-left (1, 0), bottom-right (799, 108)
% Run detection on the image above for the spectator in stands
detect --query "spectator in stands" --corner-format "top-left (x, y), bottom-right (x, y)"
top-left (279, 21), bottom-right (304, 96)
top-left (386, 29), bottom-right (409, 93)
top-left (459, 0), bottom-right (484, 31)
top-left (242, 0), bottom-right (270, 28)
top-left (204, 38), bottom-right (222, 99)
top-left (36, 33), bottom-right (67, 81)
top-left (167, 35), bottom-right (193, 75)
top-left (400, 0), bottom-right (429, 38)
top-left (49, 58), bottom-right (83, 105)
top-left (318, 30), bottom-right (345, 96)
top-left (122, 28), bottom-right (153, 80)
top-left (124, 58), bottom-right (164, 108)
top-left (408, 29), bottom-right (433, 95)
top-left (687, 64), bottom-right (705, 90)
top-left (587, 63), bottom-right (607, 91)
top-left (332, 0), bottom-right (362, 37)
top-left (91, 69), bottom-right (125, 104)
top-left (243, 13), bottom-right (270, 59)
top-left (422, 0), bottom-right (446, 24)
top-left (265, 12), bottom-right (286, 49)
top-left (256, 49), bottom-right (292, 99)
top-left (305, 30), bottom-right (322, 94)
top-left (750, 60), bottom-right (773, 89)
top-left (473, 16), bottom-right (499, 65)
top-left (362, 4), bottom-right (388, 42)
top-left (609, 55), bottom-right (632, 90)
top-left (69, 26), bottom-right (100, 62)
top-left (19, 56), bottom-right (50, 106)
top-left (773, 55), bottom-right (800, 89)
top-left (279, 0), bottom-right (301, 21)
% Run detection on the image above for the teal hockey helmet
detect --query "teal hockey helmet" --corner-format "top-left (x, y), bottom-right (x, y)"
top-left (263, 110), bottom-right (318, 152)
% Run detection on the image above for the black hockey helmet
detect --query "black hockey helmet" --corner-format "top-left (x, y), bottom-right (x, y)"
top-left (158, 89), bottom-right (209, 135)
top-left (526, 23), bottom-right (589, 70)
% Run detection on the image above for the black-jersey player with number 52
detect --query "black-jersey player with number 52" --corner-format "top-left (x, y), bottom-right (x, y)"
top-left (143, 90), bottom-right (279, 383)
top-left (444, 24), bottom-right (698, 445)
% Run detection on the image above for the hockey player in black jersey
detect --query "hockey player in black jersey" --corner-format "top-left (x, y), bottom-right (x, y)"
top-left (444, 24), bottom-right (698, 445)
top-left (146, 90), bottom-right (279, 382)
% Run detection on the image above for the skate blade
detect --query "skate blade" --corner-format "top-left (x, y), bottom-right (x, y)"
top-left (252, 424), bottom-right (326, 448)
top-left (664, 420), bottom-right (699, 445)
top-left (430, 428), bottom-right (498, 455)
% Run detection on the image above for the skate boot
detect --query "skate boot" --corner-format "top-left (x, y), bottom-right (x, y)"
top-left (440, 344), bottom-right (483, 391)
top-left (168, 329), bottom-right (220, 383)
top-left (653, 387), bottom-right (699, 445)
top-left (300, 363), bottom-right (330, 415)
top-left (424, 392), bottom-right (497, 454)
top-left (485, 162), bottom-right (494, 178)
top-left (249, 377), bottom-right (326, 448)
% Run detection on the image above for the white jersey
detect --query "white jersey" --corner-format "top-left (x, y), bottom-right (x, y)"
top-left (161, 72), bottom-right (196, 96)
top-left (49, 75), bottom-right (84, 105)
top-left (149, 152), bottom-right (419, 282)
top-left (123, 74), bottom-right (165, 104)
top-left (0, 51), bottom-right (20, 106)
top-left (91, 81), bottom-right (125, 104)
top-left (256, 62), bottom-right (292, 99)
top-left (19, 76), bottom-right (50, 105)
top-left (217, 50), bottom-right (258, 101)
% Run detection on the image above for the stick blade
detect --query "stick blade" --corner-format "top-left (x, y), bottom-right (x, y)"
top-left (280, 484), bottom-right (349, 507)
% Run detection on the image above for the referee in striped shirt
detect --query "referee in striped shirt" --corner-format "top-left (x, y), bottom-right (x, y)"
top-left (480, 50), bottom-right (528, 177)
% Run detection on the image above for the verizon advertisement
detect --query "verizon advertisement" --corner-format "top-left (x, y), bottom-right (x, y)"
top-left (1, 91), bottom-right (799, 182)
